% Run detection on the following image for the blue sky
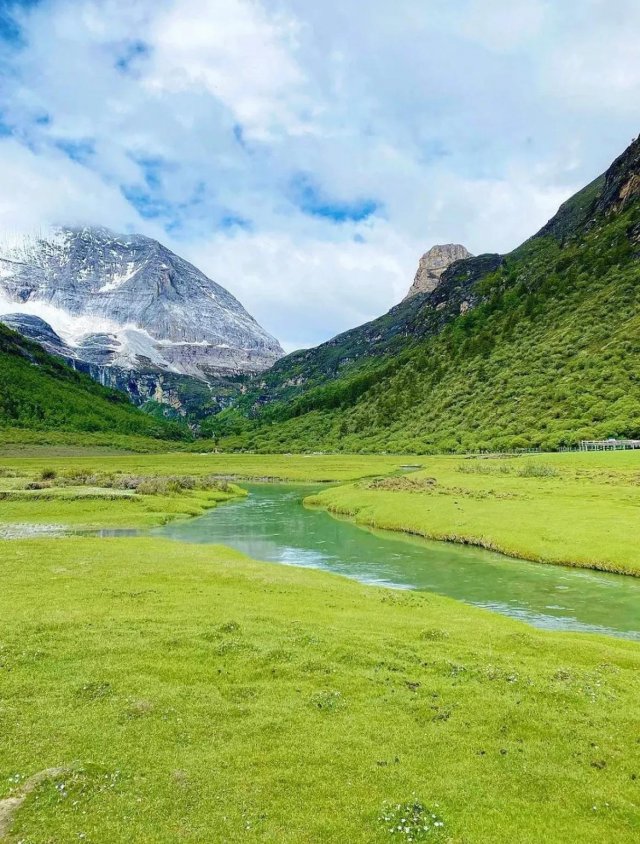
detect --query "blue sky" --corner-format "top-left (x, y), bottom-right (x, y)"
top-left (0, 0), bottom-right (638, 350)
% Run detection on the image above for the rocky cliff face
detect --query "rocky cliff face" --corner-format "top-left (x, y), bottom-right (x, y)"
top-left (403, 244), bottom-right (472, 300)
top-left (594, 134), bottom-right (640, 216)
top-left (533, 136), bottom-right (640, 243)
top-left (0, 227), bottom-right (283, 417)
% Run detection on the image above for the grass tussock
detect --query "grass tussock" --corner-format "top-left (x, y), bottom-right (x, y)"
top-left (49, 469), bottom-right (234, 496)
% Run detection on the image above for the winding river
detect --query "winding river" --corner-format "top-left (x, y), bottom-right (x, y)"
top-left (153, 483), bottom-right (640, 641)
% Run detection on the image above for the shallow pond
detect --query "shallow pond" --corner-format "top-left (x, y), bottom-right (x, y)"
top-left (151, 483), bottom-right (640, 641)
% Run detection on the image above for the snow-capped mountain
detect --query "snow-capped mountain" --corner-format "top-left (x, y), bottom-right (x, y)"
top-left (0, 227), bottom-right (283, 416)
top-left (0, 226), bottom-right (282, 375)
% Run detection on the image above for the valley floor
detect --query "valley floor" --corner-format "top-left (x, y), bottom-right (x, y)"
top-left (0, 448), bottom-right (639, 842)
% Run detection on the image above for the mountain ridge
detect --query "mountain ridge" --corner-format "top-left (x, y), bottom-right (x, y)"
top-left (214, 133), bottom-right (640, 452)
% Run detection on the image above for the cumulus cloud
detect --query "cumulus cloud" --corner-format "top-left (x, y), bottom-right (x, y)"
top-left (145, 0), bottom-right (311, 139)
top-left (0, 138), bottom-right (148, 235)
top-left (0, 0), bottom-right (637, 350)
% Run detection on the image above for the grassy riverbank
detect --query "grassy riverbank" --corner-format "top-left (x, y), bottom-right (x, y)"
top-left (2, 535), bottom-right (639, 844)
top-left (1, 448), bottom-right (638, 568)
top-left (306, 451), bottom-right (640, 576)
top-left (0, 453), bottom-right (410, 534)
top-left (0, 469), bottom-right (246, 531)
top-left (0, 449), bottom-right (639, 841)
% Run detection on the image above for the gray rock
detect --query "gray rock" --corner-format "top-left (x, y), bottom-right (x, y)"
top-left (0, 313), bottom-right (74, 359)
top-left (403, 244), bottom-right (472, 300)
top-left (0, 226), bottom-right (284, 417)
top-left (0, 226), bottom-right (283, 375)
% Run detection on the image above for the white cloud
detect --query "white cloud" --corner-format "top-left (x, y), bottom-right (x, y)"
top-left (145, 0), bottom-right (312, 139)
top-left (545, 1), bottom-right (640, 114)
top-left (0, 138), bottom-right (147, 235)
top-left (185, 222), bottom-right (414, 352)
top-left (462, 0), bottom-right (549, 51)
top-left (0, 0), bottom-right (637, 351)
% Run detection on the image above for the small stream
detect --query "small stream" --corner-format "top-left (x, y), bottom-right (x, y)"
top-left (148, 483), bottom-right (640, 641)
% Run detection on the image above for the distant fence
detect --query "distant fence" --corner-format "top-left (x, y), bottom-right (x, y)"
top-left (579, 439), bottom-right (640, 451)
top-left (465, 441), bottom-right (640, 456)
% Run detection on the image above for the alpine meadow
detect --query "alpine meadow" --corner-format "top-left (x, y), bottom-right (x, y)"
top-left (0, 2), bottom-right (639, 843)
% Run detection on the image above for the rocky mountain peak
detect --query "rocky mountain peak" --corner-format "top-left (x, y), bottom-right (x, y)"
top-left (0, 226), bottom-right (283, 378)
top-left (0, 226), bottom-right (284, 418)
top-left (403, 244), bottom-right (472, 300)
top-left (594, 134), bottom-right (640, 217)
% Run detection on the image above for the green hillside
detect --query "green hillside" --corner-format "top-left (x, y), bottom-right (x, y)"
top-left (214, 136), bottom-right (640, 453)
top-left (0, 323), bottom-right (189, 441)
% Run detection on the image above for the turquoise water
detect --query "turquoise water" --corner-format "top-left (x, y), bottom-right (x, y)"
top-left (153, 483), bottom-right (640, 640)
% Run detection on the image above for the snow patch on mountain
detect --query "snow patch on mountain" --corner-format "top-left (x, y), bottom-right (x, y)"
top-left (0, 289), bottom-right (121, 344)
top-left (99, 261), bottom-right (139, 292)
top-left (0, 226), bottom-right (284, 382)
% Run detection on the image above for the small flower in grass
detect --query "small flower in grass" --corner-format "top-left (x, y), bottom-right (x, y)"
top-left (309, 689), bottom-right (345, 711)
top-left (379, 797), bottom-right (446, 840)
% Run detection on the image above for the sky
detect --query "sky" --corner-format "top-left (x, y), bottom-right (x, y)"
top-left (0, 0), bottom-right (638, 351)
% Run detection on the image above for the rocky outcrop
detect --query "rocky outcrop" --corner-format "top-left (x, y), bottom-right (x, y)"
top-left (534, 135), bottom-right (640, 243)
top-left (407, 252), bottom-right (503, 333)
top-left (403, 244), bottom-right (472, 300)
top-left (594, 135), bottom-right (640, 216)
top-left (0, 226), bottom-right (283, 417)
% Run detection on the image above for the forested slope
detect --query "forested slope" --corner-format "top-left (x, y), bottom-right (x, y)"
top-left (215, 135), bottom-right (640, 453)
top-left (0, 323), bottom-right (188, 440)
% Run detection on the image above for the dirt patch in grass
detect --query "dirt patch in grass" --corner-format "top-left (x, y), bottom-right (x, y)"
top-left (0, 767), bottom-right (67, 838)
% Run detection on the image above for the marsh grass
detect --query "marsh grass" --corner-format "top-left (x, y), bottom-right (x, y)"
top-left (50, 470), bottom-right (233, 496)
top-left (0, 451), bottom-right (639, 841)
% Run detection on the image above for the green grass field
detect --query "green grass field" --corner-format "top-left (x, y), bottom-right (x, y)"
top-left (0, 449), bottom-right (639, 842)
top-left (0, 450), bottom-right (413, 484)
top-left (0, 428), bottom-right (197, 455)
top-left (306, 450), bottom-right (640, 576)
